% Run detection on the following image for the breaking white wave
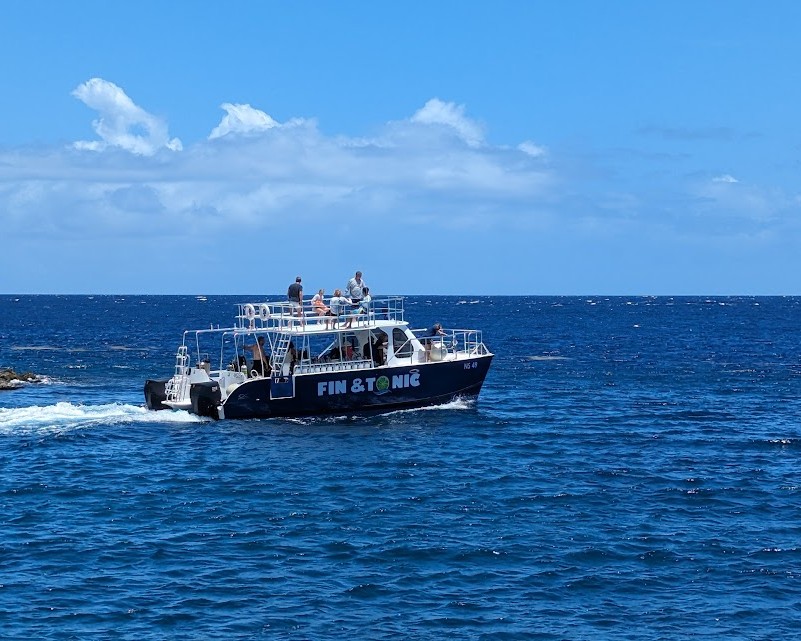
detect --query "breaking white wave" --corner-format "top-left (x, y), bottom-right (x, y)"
top-left (0, 374), bottom-right (55, 388)
top-left (0, 402), bottom-right (202, 435)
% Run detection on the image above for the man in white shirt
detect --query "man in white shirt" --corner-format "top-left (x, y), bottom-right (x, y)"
top-left (345, 271), bottom-right (366, 303)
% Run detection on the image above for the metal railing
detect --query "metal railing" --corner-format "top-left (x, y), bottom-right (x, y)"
top-left (235, 296), bottom-right (406, 332)
top-left (410, 327), bottom-right (490, 362)
top-left (294, 359), bottom-right (374, 375)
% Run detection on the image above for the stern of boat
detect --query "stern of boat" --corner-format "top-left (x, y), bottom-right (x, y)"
top-left (144, 379), bottom-right (170, 410)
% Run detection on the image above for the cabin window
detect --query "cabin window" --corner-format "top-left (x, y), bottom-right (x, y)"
top-left (392, 328), bottom-right (413, 358)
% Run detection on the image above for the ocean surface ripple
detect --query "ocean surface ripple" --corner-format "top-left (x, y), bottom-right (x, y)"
top-left (1, 295), bottom-right (800, 640)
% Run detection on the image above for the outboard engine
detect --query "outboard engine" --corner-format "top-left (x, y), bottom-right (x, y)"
top-left (144, 379), bottom-right (169, 410)
top-left (190, 381), bottom-right (221, 419)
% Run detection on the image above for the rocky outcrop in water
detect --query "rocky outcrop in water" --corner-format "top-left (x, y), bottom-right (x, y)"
top-left (0, 368), bottom-right (41, 390)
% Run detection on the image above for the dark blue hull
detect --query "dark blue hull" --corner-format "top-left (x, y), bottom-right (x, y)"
top-left (217, 355), bottom-right (493, 419)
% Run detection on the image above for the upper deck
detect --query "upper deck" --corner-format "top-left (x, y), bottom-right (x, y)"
top-left (235, 295), bottom-right (407, 335)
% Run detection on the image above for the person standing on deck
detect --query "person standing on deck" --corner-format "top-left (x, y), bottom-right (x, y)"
top-left (424, 322), bottom-right (446, 360)
top-left (287, 276), bottom-right (305, 327)
top-left (345, 271), bottom-right (366, 303)
top-left (244, 336), bottom-right (268, 377)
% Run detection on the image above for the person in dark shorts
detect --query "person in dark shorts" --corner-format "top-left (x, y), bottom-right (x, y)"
top-left (287, 276), bottom-right (305, 327)
top-left (244, 336), bottom-right (268, 376)
top-left (345, 270), bottom-right (366, 303)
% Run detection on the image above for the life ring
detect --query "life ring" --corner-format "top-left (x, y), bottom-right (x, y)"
top-left (259, 304), bottom-right (269, 321)
top-left (244, 304), bottom-right (256, 321)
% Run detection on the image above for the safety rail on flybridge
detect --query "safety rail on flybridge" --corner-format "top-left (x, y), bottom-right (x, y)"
top-left (236, 295), bottom-right (406, 332)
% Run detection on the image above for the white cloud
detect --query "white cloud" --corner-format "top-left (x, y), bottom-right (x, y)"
top-left (208, 103), bottom-right (312, 139)
top-left (208, 103), bottom-right (280, 139)
top-left (72, 78), bottom-right (182, 155)
top-left (0, 91), bottom-right (557, 253)
top-left (410, 98), bottom-right (484, 147)
top-left (4, 83), bottom-right (800, 295)
top-left (518, 141), bottom-right (548, 158)
top-left (13, 83), bottom-right (795, 274)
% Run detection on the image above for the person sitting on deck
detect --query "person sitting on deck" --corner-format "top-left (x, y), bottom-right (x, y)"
top-left (342, 287), bottom-right (371, 329)
top-left (312, 288), bottom-right (333, 329)
top-left (329, 289), bottom-right (352, 327)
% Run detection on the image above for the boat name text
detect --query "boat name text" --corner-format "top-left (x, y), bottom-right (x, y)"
top-left (317, 372), bottom-right (420, 396)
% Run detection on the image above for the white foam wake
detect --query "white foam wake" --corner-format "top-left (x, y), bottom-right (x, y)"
top-left (388, 397), bottom-right (475, 415)
top-left (0, 402), bottom-right (202, 435)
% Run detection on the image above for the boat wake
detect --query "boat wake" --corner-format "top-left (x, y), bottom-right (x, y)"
top-left (388, 397), bottom-right (476, 415)
top-left (0, 402), bottom-right (202, 435)
top-left (283, 397), bottom-right (477, 426)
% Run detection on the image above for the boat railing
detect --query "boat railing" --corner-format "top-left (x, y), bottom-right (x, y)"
top-left (176, 325), bottom-right (379, 379)
top-left (235, 296), bottom-right (405, 331)
top-left (295, 359), bottom-right (374, 375)
top-left (411, 328), bottom-right (489, 361)
top-left (182, 327), bottom-right (239, 373)
top-left (453, 329), bottom-right (489, 356)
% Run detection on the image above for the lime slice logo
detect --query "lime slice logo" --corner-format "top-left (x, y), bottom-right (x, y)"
top-left (375, 376), bottom-right (390, 394)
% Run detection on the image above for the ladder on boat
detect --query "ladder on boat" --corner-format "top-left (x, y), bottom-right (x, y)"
top-left (165, 346), bottom-right (190, 402)
top-left (271, 332), bottom-right (292, 376)
top-left (269, 332), bottom-right (295, 399)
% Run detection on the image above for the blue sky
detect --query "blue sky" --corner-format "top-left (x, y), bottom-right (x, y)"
top-left (1, 1), bottom-right (800, 295)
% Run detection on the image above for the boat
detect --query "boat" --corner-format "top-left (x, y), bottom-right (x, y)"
top-left (144, 295), bottom-right (493, 419)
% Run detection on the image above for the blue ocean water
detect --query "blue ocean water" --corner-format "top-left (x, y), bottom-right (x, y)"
top-left (1, 295), bottom-right (800, 640)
